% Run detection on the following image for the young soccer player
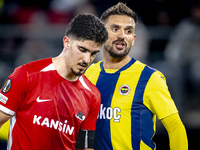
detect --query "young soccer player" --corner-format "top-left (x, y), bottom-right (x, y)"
top-left (0, 13), bottom-right (108, 150)
top-left (85, 3), bottom-right (188, 150)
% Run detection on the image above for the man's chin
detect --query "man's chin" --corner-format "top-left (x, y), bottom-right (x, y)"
top-left (72, 70), bottom-right (84, 76)
top-left (110, 52), bottom-right (127, 58)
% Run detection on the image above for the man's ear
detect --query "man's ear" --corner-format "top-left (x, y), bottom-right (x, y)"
top-left (132, 34), bottom-right (136, 46)
top-left (63, 36), bottom-right (70, 49)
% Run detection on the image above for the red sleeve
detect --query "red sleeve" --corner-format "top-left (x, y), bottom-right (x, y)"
top-left (80, 89), bottom-right (101, 131)
top-left (0, 65), bottom-right (28, 114)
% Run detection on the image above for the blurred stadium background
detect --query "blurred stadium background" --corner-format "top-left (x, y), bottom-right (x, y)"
top-left (0, 0), bottom-right (200, 149)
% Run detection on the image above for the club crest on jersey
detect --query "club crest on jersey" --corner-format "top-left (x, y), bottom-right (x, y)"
top-left (119, 84), bottom-right (131, 95)
top-left (2, 78), bottom-right (12, 93)
top-left (75, 110), bottom-right (86, 121)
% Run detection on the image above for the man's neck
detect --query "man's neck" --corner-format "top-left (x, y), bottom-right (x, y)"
top-left (52, 55), bottom-right (79, 81)
top-left (103, 54), bottom-right (132, 69)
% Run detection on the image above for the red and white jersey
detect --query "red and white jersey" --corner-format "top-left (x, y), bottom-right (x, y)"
top-left (0, 58), bottom-right (101, 150)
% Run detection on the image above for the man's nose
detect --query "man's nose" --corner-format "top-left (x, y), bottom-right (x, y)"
top-left (117, 30), bottom-right (125, 39)
top-left (83, 53), bottom-right (91, 64)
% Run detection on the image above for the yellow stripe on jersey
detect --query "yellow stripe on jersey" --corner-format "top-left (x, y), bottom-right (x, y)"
top-left (84, 62), bottom-right (102, 85)
top-left (140, 140), bottom-right (153, 150)
top-left (110, 61), bottom-right (145, 149)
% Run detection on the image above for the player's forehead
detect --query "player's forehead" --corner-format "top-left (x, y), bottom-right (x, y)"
top-left (75, 39), bottom-right (101, 52)
top-left (105, 15), bottom-right (136, 28)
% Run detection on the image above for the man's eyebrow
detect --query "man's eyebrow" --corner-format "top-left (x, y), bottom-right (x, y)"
top-left (78, 45), bottom-right (100, 53)
top-left (78, 46), bottom-right (89, 51)
top-left (108, 24), bottom-right (120, 28)
top-left (126, 26), bottom-right (135, 30)
top-left (123, 25), bottom-right (135, 31)
top-left (78, 45), bottom-right (97, 53)
top-left (109, 24), bottom-right (135, 30)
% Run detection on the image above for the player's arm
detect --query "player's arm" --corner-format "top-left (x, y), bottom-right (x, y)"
top-left (76, 130), bottom-right (95, 150)
top-left (76, 83), bottom-right (101, 150)
top-left (0, 110), bottom-right (12, 128)
top-left (161, 112), bottom-right (188, 150)
top-left (0, 65), bottom-right (27, 127)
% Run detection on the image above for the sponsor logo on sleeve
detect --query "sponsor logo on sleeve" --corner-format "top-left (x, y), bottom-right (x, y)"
top-left (75, 109), bottom-right (86, 121)
top-left (0, 93), bottom-right (8, 104)
top-left (2, 79), bottom-right (12, 93)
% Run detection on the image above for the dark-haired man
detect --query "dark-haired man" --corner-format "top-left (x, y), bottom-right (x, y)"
top-left (0, 13), bottom-right (108, 150)
top-left (85, 2), bottom-right (188, 150)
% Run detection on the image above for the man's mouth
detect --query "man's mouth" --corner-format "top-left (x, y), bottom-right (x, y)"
top-left (115, 41), bottom-right (126, 50)
top-left (78, 63), bottom-right (88, 69)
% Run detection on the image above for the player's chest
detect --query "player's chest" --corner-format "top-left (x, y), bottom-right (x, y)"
top-left (20, 79), bottom-right (90, 120)
top-left (97, 72), bottom-right (149, 119)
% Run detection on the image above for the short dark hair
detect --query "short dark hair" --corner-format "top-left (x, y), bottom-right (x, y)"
top-left (100, 2), bottom-right (137, 26)
top-left (65, 13), bottom-right (108, 44)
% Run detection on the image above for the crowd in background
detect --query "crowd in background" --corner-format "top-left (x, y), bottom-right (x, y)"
top-left (0, 0), bottom-right (200, 149)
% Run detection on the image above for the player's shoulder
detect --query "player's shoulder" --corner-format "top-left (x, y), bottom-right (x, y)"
top-left (135, 60), bottom-right (153, 71)
top-left (134, 60), bottom-right (166, 82)
top-left (123, 59), bottom-right (146, 73)
top-left (9, 58), bottom-right (52, 84)
top-left (150, 68), bottom-right (166, 82)
top-left (85, 61), bottom-right (102, 72)
top-left (136, 60), bottom-right (162, 75)
top-left (142, 66), bottom-right (167, 88)
top-left (22, 58), bottom-right (53, 75)
top-left (80, 74), bottom-right (100, 97)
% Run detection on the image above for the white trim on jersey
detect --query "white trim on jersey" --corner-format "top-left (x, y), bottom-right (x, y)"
top-left (0, 104), bottom-right (15, 116)
top-left (84, 130), bottom-right (89, 148)
top-left (79, 76), bottom-right (91, 92)
top-left (7, 115), bottom-right (16, 150)
top-left (40, 63), bottom-right (56, 72)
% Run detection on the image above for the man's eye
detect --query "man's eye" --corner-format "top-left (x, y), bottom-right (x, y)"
top-left (79, 48), bottom-right (86, 52)
top-left (91, 52), bottom-right (98, 56)
top-left (125, 30), bottom-right (132, 34)
top-left (112, 28), bottom-right (118, 32)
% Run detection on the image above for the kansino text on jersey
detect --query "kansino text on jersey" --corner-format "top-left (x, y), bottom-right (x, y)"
top-left (33, 115), bottom-right (74, 135)
top-left (98, 104), bottom-right (121, 122)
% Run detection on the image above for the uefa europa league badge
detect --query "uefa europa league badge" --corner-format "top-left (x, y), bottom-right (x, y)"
top-left (2, 78), bottom-right (12, 93)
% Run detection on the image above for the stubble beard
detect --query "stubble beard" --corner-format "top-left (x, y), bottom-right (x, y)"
top-left (104, 43), bottom-right (131, 58)
top-left (71, 68), bottom-right (83, 77)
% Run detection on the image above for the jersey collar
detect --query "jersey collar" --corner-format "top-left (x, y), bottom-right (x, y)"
top-left (100, 58), bottom-right (136, 73)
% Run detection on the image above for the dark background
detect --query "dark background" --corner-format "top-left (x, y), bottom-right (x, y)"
top-left (0, 0), bottom-right (200, 149)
